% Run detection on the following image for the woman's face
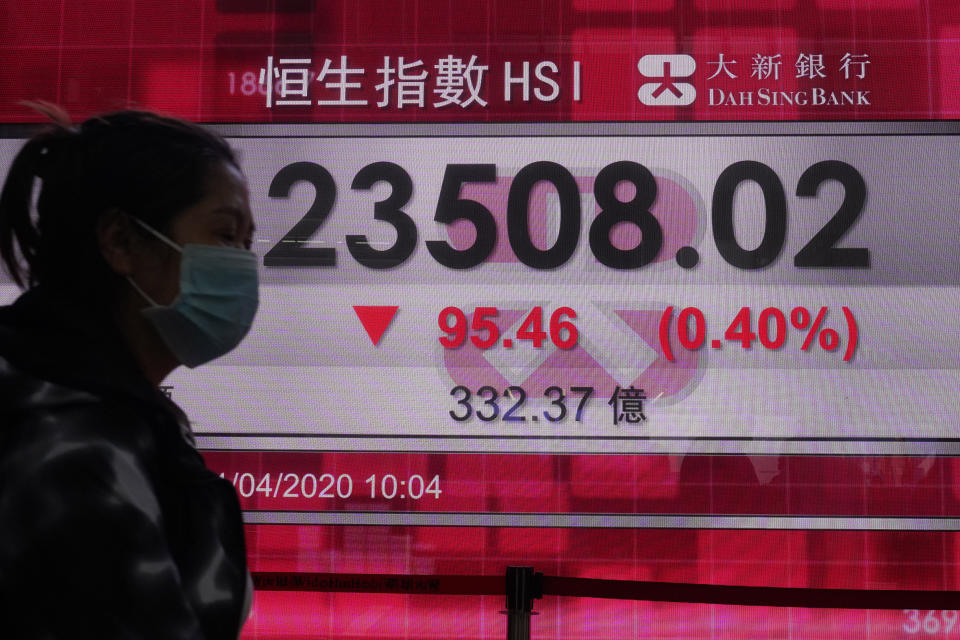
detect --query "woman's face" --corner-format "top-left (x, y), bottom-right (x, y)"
top-left (170, 161), bottom-right (255, 252)
top-left (137, 160), bottom-right (255, 307)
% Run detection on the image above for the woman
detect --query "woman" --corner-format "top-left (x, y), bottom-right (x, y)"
top-left (0, 106), bottom-right (257, 639)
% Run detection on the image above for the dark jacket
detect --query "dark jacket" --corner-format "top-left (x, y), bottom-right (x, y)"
top-left (0, 288), bottom-right (250, 639)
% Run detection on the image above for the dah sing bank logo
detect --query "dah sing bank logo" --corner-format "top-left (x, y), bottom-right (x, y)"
top-left (637, 55), bottom-right (697, 106)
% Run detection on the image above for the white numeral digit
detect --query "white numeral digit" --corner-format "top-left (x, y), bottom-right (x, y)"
top-left (924, 610), bottom-right (942, 634)
top-left (943, 610), bottom-right (957, 634)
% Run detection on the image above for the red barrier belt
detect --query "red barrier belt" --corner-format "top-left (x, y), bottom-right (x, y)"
top-left (252, 572), bottom-right (958, 609)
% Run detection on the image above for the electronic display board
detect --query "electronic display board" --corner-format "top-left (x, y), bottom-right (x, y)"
top-left (3, 1), bottom-right (960, 638)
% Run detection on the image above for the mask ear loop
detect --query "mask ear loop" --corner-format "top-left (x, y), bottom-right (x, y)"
top-left (129, 216), bottom-right (183, 254)
top-left (127, 274), bottom-right (159, 307)
top-left (126, 216), bottom-right (183, 308)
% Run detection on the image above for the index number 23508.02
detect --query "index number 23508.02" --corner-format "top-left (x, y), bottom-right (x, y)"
top-left (262, 159), bottom-right (870, 271)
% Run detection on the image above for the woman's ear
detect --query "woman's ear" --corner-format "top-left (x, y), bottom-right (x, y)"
top-left (96, 209), bottom-right (138, 276)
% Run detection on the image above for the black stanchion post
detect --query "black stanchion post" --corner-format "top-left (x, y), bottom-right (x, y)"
top-left (504, 566), bottom-right (543, 640)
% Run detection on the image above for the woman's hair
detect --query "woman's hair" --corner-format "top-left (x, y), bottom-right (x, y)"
top-left (0, 105), bottom-right (238, 294)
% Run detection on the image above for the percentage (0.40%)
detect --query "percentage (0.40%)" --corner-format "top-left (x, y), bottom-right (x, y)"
top-left (658, 306), bottom-right (859, 362)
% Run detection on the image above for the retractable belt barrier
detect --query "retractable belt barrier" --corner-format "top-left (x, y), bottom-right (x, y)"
top-left (252, 571), bottom-right (503, 596)
top-left (252, 568), bottom-right (959, 640)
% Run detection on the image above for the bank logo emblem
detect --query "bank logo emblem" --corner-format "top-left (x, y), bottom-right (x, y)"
top-left (638, 55), bottom-right (697, 106)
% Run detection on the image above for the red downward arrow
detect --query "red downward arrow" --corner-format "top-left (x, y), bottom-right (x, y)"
top-left (353, 306), bottom-right (399, 346)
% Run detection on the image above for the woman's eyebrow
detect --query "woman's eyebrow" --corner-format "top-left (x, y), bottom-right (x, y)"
top-left (211, 206), bottom-right (256, 234)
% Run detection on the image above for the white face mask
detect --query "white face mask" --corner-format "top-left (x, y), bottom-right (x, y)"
top-left (126, 218), bottom-right (259, 368)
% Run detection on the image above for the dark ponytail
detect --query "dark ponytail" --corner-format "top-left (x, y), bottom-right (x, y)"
top-left (0, 124), bottom-right (78, 288)
top-left (0, 105), bottom-right (237, 295)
